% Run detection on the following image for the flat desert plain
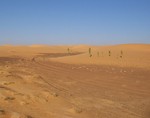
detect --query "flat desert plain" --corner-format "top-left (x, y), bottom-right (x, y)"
top-left (0, 44), bottom-right (150, 118)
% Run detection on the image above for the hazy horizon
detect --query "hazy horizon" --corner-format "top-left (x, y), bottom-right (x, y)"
top-left (0, 0), bottom-right (150, 45)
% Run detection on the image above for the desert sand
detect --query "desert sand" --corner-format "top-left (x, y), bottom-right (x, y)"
top-left (0, 44), bottom-right (150, 118)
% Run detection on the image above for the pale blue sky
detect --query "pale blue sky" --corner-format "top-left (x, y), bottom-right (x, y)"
top-left (0, 0), bottom-right (150, 45)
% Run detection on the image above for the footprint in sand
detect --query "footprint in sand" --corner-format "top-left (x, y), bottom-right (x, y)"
top-left (0, 108), bottom-right (33, 118)
top-left (4, 96), bottom-right (15, 101)
top-left (1, 81), bottom-right (15, 86)
top-left (0, 109), bottom-right (20, 118)
top-left (0, 109), bottom-right (5, 115)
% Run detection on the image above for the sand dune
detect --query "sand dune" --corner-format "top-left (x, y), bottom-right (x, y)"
top-left (50, 44), bottom-right (150, 69)
top-left (0, 44), bottom-right (150, 118)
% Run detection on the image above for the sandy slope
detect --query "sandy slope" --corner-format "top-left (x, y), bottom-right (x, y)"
top-left (50, 44), bottom-right (150, 69)
top-left (0, 44), bottom-right (150, 118)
